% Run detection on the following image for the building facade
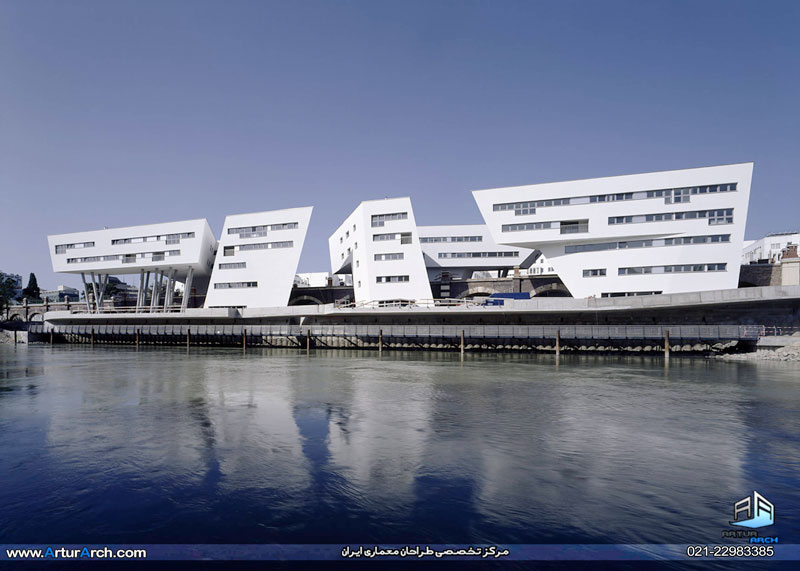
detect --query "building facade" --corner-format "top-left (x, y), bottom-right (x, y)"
top-left (418, 224), bottom-right (536, 281)
top-left (328, 198), bottom-right (432, 304)
top-left (204, 207), bottom-right (313, 308)
top-left (742, 231), bottom-right (799, 265)
top-left (48, 219), bottom-right (217, 311)
top-left (473, 163), bottom-right (753, 298)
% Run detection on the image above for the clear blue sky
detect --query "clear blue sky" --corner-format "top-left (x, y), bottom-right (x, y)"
top-left (1, 0), bottom-right (798, 289)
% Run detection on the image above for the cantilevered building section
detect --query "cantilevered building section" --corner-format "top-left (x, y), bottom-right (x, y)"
top-left (205, 207), bottom-right (313, 308)
top-left (418, 224), bottom-right (537, 281)
top-left (473, 163), bottom-right (753, 298)
top-left (329, 197), bottom-right (432, 304)
top-left (48, 219), bottom-right (217, 312)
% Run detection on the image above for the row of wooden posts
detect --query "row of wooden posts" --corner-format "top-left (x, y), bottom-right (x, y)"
top-left (32, 327), bottom-right (672, 358)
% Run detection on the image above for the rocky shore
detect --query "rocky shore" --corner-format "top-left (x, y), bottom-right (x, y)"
top-left (719, 341), bottom-right (800, 362)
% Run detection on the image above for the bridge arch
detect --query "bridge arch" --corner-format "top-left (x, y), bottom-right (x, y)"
top-left (531, 283), bottom-right (572, 297)
top-left (289, 295), bottom-right (324, 306)
top-left (456, 286), bottom-right (497, 299)
top-left (28, 313), bottom-right (44, 322)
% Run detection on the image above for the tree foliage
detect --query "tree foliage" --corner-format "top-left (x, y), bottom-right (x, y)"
top-left (0, 272), bottom-right (19, 309)
top-left (22, 273), bottom-right (41, 301)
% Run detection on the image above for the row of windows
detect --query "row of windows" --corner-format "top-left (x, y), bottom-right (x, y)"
top-left (601, 291), bottom-right (663, 298)
top-left (339, 223), bottom-right (357, 243)
top-left (502, 220), bottom-right (589, 234)
top-left (419, 235), bottom-right (483, 243)
top-left (583, 268), bottom-right (607, 277)
top-left (218, 262), bottom-right (246, 269)
top-left (608, 209), bottom-right (734, 226)
top-left (227, 222), bottom-right (298, 235)
top-left (371, 212), bottom-right (408, 227)
top-left (374, 253), bottom-right (404, 261)
top-left (564, 234), bottom-right (731, 254)
top-left (376, 275), bottom-right (410, 283)
top-left (111, 232), bottom-right (194, 245)
top-left (502, 221), bottom-right (553, 232)
top-left (67, 250), bottom-right (180, 264)
top-left (438, 251), bottom-right (519, 259)
top-left (223, 241), bottom-right (293, 255)
top-left (491, 183), bottom-right (738, 214)
top-left (373, 232), bottom-right (413, 244)
top-left (618, 263), bottom-right (727, 275)
top-left (55, 241), bottom-right (95, 254)
top-left (213, 281), bottom-right (258, 289)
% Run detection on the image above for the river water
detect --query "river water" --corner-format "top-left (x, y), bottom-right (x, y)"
top-left (0, 345), bottom-right (798, 563)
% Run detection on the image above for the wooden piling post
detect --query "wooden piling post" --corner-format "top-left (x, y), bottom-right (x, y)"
top-left (306, 329), bottom-right (311, 354)
top-left (91, 328), bottom-right (94, 347)
top-left (379, 329), bottom-right (383, 354)
top-left (136, 328), bottom-right (140, 348)
top-left (556, 329), bottom-right (561, 357)
top-left (14, 329), bottom-right (17, 344)
top-left (186, 328), bottom-right (190, 349)
top-left (242, 328), bottom-right (247, 352)
top-left (664, 329), bottom-right (670, 360)
top-left (460, 329), bottom-right (465, 355)
top-left (50, 330), bottom-right (54, 345)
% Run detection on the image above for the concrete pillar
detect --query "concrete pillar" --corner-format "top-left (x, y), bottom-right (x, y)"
top-left (181, 267), bottom-right (194, 312)
top-left (90, 273), bottom-right (99, 314)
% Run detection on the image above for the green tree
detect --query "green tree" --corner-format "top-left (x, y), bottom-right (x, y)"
top-left (0, 272), bottom-right (18, 310)
top-left (22, 273), bottom-right (41, 301)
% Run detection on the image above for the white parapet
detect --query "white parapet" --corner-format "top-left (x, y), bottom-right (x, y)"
top-left (328, 197), bottom-right (432, 304)
top-left (473, 163), bottom-right (753, 298)
top-left (204, 207), bottom-right (313, 309)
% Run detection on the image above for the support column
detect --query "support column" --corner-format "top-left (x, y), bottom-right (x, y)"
top-left (136, 270), bottom-right (144, 312)
top-left (150, 271), bottom-right (161, 312)
top-left (91, 272), bottom-right (100, 313)
top-left (460, 329), bottom-right (465, 355)
top-left (556, 329), bottom-right (561, 357)
top-left (142, 272), bottom-right (151, 312)
top-left (664, 329), bottom-right (670, 360)
top-left (379, 329), bottom-right (383, 354)
top-left (97, 274), bottom-right (108, 313)
top-left (181, 267), bottom-right (194, 312)
top-left (80, 273), bottom-right (91, 313)
top-left (166, 269), bottom-right (177, 310)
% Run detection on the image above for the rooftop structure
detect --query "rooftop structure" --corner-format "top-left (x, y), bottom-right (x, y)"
top-left (473, 163), bottom-right (753, 298)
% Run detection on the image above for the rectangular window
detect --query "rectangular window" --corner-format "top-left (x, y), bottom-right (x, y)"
top-left (620, 263), bottom-right (727, 275)
top-left (371, 212), bottom-right (408, 227)
top-left (582, 268), bottom-right (606, 277)
top-left (213, 281), bottom-right (258, 289)
top-left (419, 236), bottom-right (483, 243)
top-left (374, 253), bottom-right (404, 261)
top-left (238, 241), bottom-right (293, 251)
top-left (501, 222), bottom-right (552, 232)
top-left (55, 241), bottom-right (95, 254)
top-left (376, 275), bottom-right (410, 283)
top-left (400, 233), bottom-right (413, 244)
top-left (224, 246), bottom-right (235, 256)
top-left (219, 262), bottom-right (246, 269)
top-left (560, 220), bottom-right (589, 234)
top-left (373, 233), bottom-right (397, 241)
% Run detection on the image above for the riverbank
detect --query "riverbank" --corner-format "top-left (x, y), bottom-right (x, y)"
top-left (718, 340), bottom-right (800, 362)
top-left (0, 329), bottom-right (27, 344)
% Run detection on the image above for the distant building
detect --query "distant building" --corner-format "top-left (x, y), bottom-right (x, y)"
top-left (40, 285), bottom-right (80, 302)
top-left (742, 231), bottom-right (799, 265)
top-left (294, 273), bottom-right (350, 287)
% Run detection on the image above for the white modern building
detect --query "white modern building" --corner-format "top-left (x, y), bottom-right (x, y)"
top-left (48, 219), bottom-right (217, 311)
top-left (473, 163), bottom-right (753, 298)
top-left (204, 207), bottom-right (313, 308)
top-left (328, 197), bottom-right (432, 304)
top-left (418, 224), bottom-right (536, 281)
top-left (742, 231), bottom-right (799, 265)
top-left (40, 285), bottom-right (81, 302)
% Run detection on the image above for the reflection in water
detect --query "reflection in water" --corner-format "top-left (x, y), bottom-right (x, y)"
top-left (0, 345), bottom-right (798, 548)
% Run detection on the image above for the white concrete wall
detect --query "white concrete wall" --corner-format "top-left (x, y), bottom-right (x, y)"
top-left (742, 233), bottom-right (799, 264)
top-left (328, 197), bottom-right (432, 303)
top-left (47, 219), bottom-right (217, 282)
top-left (418, 224), bottom-right (536, 280)
top-left (204, 207), bottom-right (313, 308)
top-left (473, 163), bottom-right (753, 298)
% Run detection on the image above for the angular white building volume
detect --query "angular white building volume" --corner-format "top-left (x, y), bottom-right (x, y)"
top-left (473, 163), bottom-right (753, 298)
top-left (418, 224), bottom-right (536, 281)
top-left (204, 207), bottom-right (313, 308)
top-left (47, 219), bottom-right (217, 311)
top-left (328, 198), bottom-right (432, 304)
